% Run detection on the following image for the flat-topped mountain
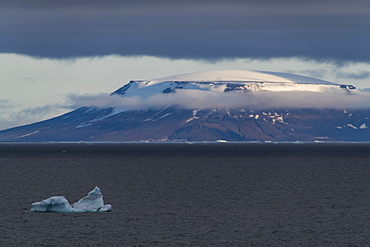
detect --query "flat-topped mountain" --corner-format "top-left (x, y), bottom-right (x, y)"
top-left (0, 70), bottom-right (368, 142)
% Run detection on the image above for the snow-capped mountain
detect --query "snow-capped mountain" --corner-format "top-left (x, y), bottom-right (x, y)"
top-left (111, 70), bottom-right (355, 97)
top-left (0, 70), bottom-right (369, 142)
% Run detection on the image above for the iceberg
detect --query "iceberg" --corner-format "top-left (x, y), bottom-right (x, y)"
top-left (72, 186), bottom-right (112, 212)
top-left (31, 186), bottom-right (112, 212)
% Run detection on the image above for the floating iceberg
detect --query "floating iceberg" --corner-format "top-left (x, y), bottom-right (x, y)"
top-left (31, 186), bottom-right (112, 212)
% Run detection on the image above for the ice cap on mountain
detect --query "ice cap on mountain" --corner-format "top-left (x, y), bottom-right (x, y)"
top-left (148, 70), bottom-right (336, 85)
top-left (111, 70), bottom-right (354, 99)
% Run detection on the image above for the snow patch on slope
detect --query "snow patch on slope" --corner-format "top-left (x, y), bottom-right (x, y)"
top-left (16, 130), bottom-right (39, 139)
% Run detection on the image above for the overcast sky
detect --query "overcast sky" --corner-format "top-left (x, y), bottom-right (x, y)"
top-left (2, 0), bottom-right (370, 61)
top-left (1, 0), bottom-right (370, 130)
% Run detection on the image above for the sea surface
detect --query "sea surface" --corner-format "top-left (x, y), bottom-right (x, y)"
top-left (1, 143), bottom-right (369, 246)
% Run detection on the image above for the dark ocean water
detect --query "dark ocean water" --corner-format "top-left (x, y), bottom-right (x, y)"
top-left (0, 143), bottom-right (369, 246)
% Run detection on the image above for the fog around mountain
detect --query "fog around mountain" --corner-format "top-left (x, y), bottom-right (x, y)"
top-left (67, 70), bottom-right (370, 111)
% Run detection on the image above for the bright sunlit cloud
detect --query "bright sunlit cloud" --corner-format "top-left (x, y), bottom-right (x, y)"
top-left (67, 90), bottom-right (370, 111)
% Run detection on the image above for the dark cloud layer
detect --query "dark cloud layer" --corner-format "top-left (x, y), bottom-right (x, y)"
top-left (1, 0), bottom-right (369, 62)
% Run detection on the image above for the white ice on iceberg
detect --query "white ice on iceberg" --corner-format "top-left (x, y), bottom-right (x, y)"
top-left (31, 186), bottom-right (112, 212)
top-left (72, 186), bottom-right (111, 212)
